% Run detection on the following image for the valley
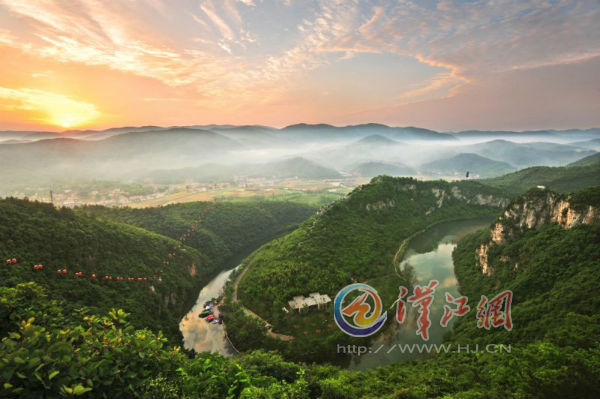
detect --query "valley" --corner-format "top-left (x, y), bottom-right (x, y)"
top-left (1, 125), bottom-right (599, 398)
top-left (2, 2), bottom-right (599, 396)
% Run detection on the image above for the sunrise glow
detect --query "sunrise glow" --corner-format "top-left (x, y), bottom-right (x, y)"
top-left (0, 1), bottom-right (598, 131)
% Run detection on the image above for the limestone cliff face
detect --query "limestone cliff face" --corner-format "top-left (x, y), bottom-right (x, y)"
top-left (478, 189), bottom-right (599, 275)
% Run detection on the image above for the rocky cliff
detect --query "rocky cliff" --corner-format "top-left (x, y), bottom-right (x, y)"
top-left (478, 187), bottom-right (600, 275)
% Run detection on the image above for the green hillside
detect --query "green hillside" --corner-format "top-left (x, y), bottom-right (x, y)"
top-left (453, 219), bottom-right (600, 347)
top-left (3, 187), bottom-right (599, 398)
top-left (77, 201), bottom-right (317, 266)
top-left (0, 199), bottom-right (315, 343)
top-left (479, 153), bottom-right (600, 195)
top-left (567, 152), bottom-right (600, 167)
top-left (0, 198), bottom-right (212, 341)
top-left (231, 176), bottom-right (509, 362)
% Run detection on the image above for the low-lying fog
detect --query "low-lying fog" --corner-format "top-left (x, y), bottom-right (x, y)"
top-left (0, 124), bottom-right (598, 197)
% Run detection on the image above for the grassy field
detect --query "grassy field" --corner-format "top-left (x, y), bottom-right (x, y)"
top-left (129, 181), bottom-right (355, 208)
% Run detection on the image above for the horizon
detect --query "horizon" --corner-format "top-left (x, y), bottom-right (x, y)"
top-left (2, 122), bottom-right (600, 135)
top-left (1, 1), bottom-right (599, 132)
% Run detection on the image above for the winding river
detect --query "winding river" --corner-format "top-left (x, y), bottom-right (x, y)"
top-left (180, 218), bottom-right (492, 364)
top-left (351, 217), bottom-right (492, 369)
top-left (179, 267), bottom-right (238, 355)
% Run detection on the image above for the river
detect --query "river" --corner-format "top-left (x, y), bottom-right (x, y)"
top-left (179, 267), bottom-right (238, 355)
top-left (179, 237), bottom-right (281, 355)
top-left (350, 217), bottom-right (492, 369)
top-left (179, 218), bottom-right (491, 362)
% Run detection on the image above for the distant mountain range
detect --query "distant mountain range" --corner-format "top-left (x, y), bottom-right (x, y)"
top-left (421, 153), bottom-right (516, 178)
top-left (3, 124), bottom-right (599, 143)
top-left (0, 124), bottom-right (598, 193)
top-left (461, 140), bottom-right (595, 167)
top-left (480, 152), bottom-right (600, 195)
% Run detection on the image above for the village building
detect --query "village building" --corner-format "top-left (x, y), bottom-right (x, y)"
top-left (287, 292), bottom-right (332, 313)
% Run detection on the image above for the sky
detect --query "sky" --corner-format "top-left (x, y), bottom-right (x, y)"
top-left (0, 0), bottom-right (598, 132)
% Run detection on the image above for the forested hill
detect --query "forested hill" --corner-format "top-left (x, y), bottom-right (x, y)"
top-left (479, 151), bottom-right (600, 195)
top-left (77, 201), bottom-right (316, 267)
top-left (452, 186), bottom-right (600, 346)
top-left (0, 198), bottom-right (210, 340)
top-left (0, 199), bottom-right (316, 342)
top-left (2, 188), bottom-right (600, 398)
top-left (233, 176), bottom-right (510, 361)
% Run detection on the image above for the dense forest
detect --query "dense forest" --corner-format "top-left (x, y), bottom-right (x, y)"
top-left (451, 186), bottom-right (600, 346)
top-left (231, 177), bottom-right (510, 362)
top-left (479, 152), bottom-right (600, 195)
top-left (77, 201), bottom-right (316, 267)
top-left (0, 199), bottom-right (315, 343)
top-left (2, 281), bottom-right (598, 398)
top-left (0, 182), bottom-right (600, 399)
top-left (2, 185), bottom-right (599, 398)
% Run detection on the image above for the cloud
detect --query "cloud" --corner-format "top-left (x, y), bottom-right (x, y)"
top-left (396, 72), bottom-right (462, 104)
top-left (200, 2), bottom-right (235, 40)
top-left (0, 0), bottom-right (598, 128)
top-left (0, 86), bottom-right (100, 127)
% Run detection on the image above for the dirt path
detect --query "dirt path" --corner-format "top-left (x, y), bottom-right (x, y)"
top-left (231, 261), bottom-right (294, 341)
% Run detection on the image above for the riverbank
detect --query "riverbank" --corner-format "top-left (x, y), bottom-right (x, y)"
top-left (351, 217), bottom-right (493, 369)
top-left (231, 256), bottom-right (294, 341)
top-left (180, 225), bottom-right (301, 354)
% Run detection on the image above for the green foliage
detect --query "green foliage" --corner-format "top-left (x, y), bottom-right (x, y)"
top-left (2, 182), bottom-right (599, 398)
top-left (569, 186), bottom-right (600, 210)
top-left (480, 161), bottom-right (600, 196)
top-left (0, 284), bottom-right (313, 398)
top-left (313, 342), bottom-right (600, 399)
top-left (0, 198), bottom-right (211, 341)
top-left (0, 291), bottom-right (184, 398)
top-left (233, 177), bottom-right (506, 361)
top-left (452, 222), bottom-right (600, 347)
top-left (78, 201), bottom-right (315, 266)
top-left (0, 198), bottom-right (315, 344)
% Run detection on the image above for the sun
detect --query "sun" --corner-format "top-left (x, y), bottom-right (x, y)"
top-left (49, 107), bottom-right (97, 129)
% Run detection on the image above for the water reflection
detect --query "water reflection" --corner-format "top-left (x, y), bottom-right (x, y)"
top-left (179, 268), bottom-right (237, 356)
top-left (351, 218), bottom-right (491, 369)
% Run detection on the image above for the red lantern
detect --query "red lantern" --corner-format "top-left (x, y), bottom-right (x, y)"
top-left (62, 269), bottom-right (67, 274)
top-left (11, 258), bottom-right (17, 264)
top-left (105, 275), bottom-right (110, 280)
top-left (57, 269), bottom-right (61, 274)
top-left (91, 274), bottom-right (96, 279)
top-left (137, 277), bottom-right (142, 281)
top-left (6, 259), bottom-right (10, 265)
